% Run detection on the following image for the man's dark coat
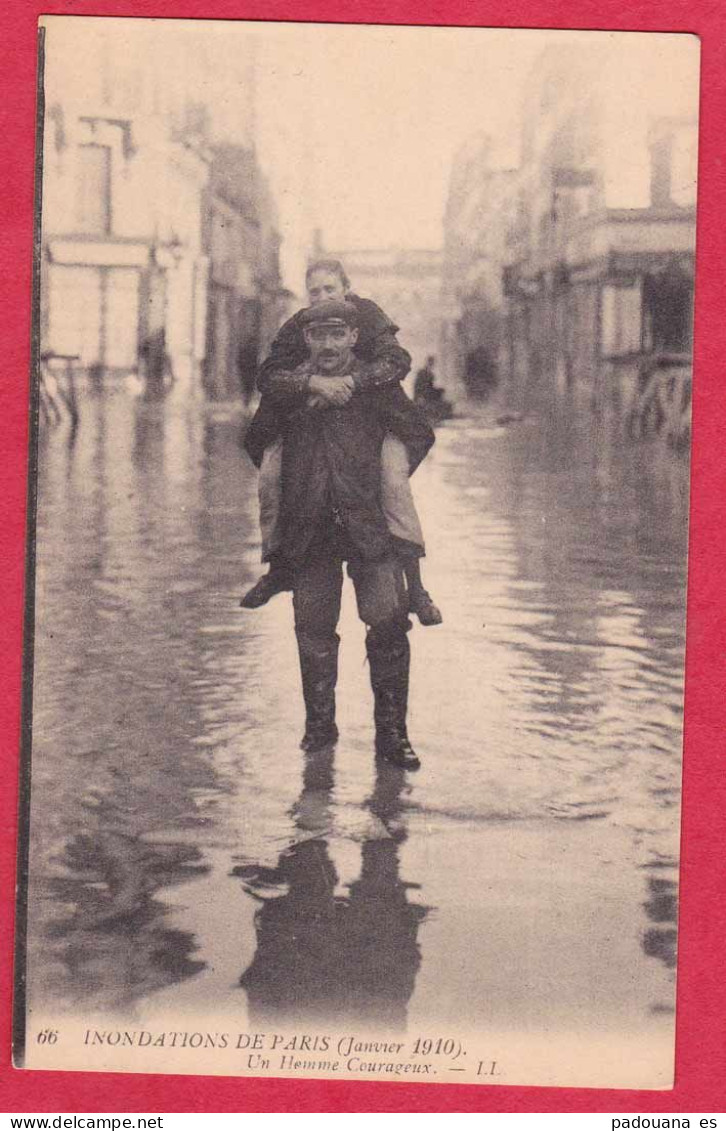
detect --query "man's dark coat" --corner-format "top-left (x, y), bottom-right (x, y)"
top-left (277, 361), bottom-right (434, 569)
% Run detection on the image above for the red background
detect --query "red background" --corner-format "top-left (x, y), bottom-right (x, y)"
top-left (2, 0), bottom-right (724, 1113)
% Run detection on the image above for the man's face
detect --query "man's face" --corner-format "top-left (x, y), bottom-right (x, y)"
top-left (304, 323), bottom-right (359, 374)
top-left (307, 270), bottom-right (348, 305)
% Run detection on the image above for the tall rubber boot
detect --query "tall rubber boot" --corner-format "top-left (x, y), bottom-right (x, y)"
top-left (366, 626), bottom-right (420, 771)
top-left (296, 632), bottom-right (340, 752)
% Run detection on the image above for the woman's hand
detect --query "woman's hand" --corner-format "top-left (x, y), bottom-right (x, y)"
top-left (308, 374), bottom-right (355, 407)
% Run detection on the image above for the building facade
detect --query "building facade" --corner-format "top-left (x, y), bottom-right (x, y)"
top-left (39, 19), bottom-right (283, 398)
top-left (41, 22), bottom-right (214, 383)
top-left (502, 41), bottom-right (698, 437)
top-left (441, 133), bottom-right (518, 395)
top-left (202, 145), bottom-right (287, 402)
top-left (41, 102), bottom-right (212, 383)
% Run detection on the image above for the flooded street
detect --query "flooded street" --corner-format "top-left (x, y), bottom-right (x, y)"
top-left (26, 383), bottom-right (689, 1082)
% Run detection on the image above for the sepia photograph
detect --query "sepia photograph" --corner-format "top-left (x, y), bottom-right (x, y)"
top-left (16, 17), bottom-right (699, 1089)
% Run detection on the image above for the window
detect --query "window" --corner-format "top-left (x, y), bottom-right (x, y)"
top-left (75, 145), bottom-right (112, 235)
top-left (643, 270), bottom-right (693, 354)
top-left (600, 282), bottom-right (642, 357)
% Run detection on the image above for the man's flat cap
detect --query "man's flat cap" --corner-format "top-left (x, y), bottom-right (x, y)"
top-left (299, 299), bottom-right (359, 329)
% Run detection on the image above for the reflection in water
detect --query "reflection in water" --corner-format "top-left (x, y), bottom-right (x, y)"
top-left (642, 872), bottom-right (678, 971)
top-left (43, 833), bottom-right (208, 1011)
top-left (27, 384), bottom-right (688, 1035)
top-left (238, 752), bottom-right (427, 1029)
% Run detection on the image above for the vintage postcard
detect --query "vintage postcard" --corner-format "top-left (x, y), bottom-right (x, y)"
top-left (15, 17), bottom-right (699, 1090)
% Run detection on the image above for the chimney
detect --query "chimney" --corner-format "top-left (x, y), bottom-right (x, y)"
top-left (649, 120), bottom-right (673, 208)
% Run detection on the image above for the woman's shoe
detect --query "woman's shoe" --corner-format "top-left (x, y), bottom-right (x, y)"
top-left (240, 568), bottom-right (292, 609)
top-left (409, 589), bottom-right (443, 626)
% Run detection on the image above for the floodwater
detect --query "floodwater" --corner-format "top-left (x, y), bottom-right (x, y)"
top-left (24, 380), bottom-right (689, 1077)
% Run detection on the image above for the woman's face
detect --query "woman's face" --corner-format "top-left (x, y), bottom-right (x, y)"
top-left (307, 270), bottom-right (347, 305)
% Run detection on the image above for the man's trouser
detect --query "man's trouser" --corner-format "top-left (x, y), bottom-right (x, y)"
top-left (259, 436), bottom-right (425, 561)
top-left (292, 548), bottom-right (412, 745)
